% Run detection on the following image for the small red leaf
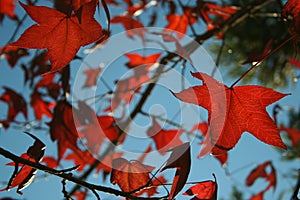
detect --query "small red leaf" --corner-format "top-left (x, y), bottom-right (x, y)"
top-left (0, 0), bottom-right (18, 22)
top-left (30, 91), bottom-right (54, 120)
top-left (165, 8), bottom-right (197, 39)
top-left (147, 118), bottom-right (183, 155)
top-left (110, 158), bottom-right (154, 196)
top-left (161, 142), bottom-right (191, 200)
top-left (183, 174), bottom-right (217, 200)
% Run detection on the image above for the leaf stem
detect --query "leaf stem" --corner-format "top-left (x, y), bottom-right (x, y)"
top-left (230, 35), bottom-right (295, 88)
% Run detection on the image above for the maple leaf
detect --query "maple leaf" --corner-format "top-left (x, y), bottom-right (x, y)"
top-left (64, 150), bottom-right (95, 171)
top-left (30, 91), bottom-right (54, 120)
top-left (173, 72), bottom-right (287, 156)
top-left (282, 0), bottom-right (300, 37)
top-left (110, 158), bottom-right (154, 196)
top-left (161, 142), bottom-right (191, 200)
top-left (48, 100), bottom-right (80, 162)
top-left (0, 45), bottom-right (29, 68)
top-left (183, 174), bottom-right (218, 200)
top-left (41, 156), bottom-right (58, 169)
top-left (111, 15), bottom-right (145, 40)
top-left (0, 87), bottom-right (27, 121)
top-left (246, 161), bottom-right (270, 187)
top-left (0, 0), bottom-right (18, 22)
top-left (125, 53), bottom-right (161, 69)
top-left (280, 126), bottom-right (300, 147)
top-left (165, 8), bottom-right (197, 39)
top-left (10, 1), bottom-right (102, 71)
top-left (110, 72), bottom-right (150, 111)
top-left (82, 67), bottom-right (101, 88)
top-left (147, 118), bottom-right (183, 155)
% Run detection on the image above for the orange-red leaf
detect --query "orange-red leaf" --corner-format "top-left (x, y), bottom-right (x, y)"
top-left (161, 142), bottom-right (191, 200)
top-left (173, 72), bottom-right (287, 156)
top-left (10, 1), bottom-right (102, 71)
top-left (125, 53), bottom-right (161, 69)
top-left (110, 158), bottom-right (154, 196)
top-left (30, 91), bottom-right (54, 120)
top-left (147, 118), bottom-right (183, 155)
top-left (165, 8), bottom-right (197, 39)
top-left (0, 0), bottom-right (18, 22)
top-left (183, 174), bottom-right (217, 200)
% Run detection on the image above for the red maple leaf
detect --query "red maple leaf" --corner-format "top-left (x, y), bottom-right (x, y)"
top-left (147, 118), bottom-right (183, 155)
top-left (0, 87), bottom-right (27, 121)
top-left (173, 72), bottom-right (287, 156)
top-left (30, 91), bottom-right (54, 120)
top-left (191, 122), bottom-right (228, 166)
top-left (64, 150), bottom-right (95, 172)
top-left (161, 142), bottom-right (191, 200)
top-left (111, 15), bottom-right (145, 40)
top-left (73, 189), bottom-right (88, 200)
top-left (280, 126), bottom-right (300, 147)
top-left (110, 158), bottom-right (154, 196)
top-left (183, 174), bottom-right (217, 200)
top-left (0, 45), bottom-right (29, 68)
top-left (165, 8), bottom-right (197, 39)
top-left (82, 67), bottom-right (101, 88)
top-left (10, 1), bottom-right (102, 71)
top-left (0, 0), bottom-right (18, 22)
top-left (125, 53), bottom-right (161, 69)
top-left (246, 161), bottom-right (270, 187)
top-left (48, 100), bottom-right (80, 162)
top-left (246, 161), bottom-right (277, 197)
top-left (282, 0), bottom-right (300, 37)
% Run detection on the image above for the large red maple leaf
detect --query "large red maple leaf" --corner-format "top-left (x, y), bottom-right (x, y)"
top-left (10, 1), bottom-right (102, 71)
top-left (173, 72), bottom-right (287, 156)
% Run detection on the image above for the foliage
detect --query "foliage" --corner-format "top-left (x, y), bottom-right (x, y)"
top-left (0, 0), bottom-right (299, 200)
